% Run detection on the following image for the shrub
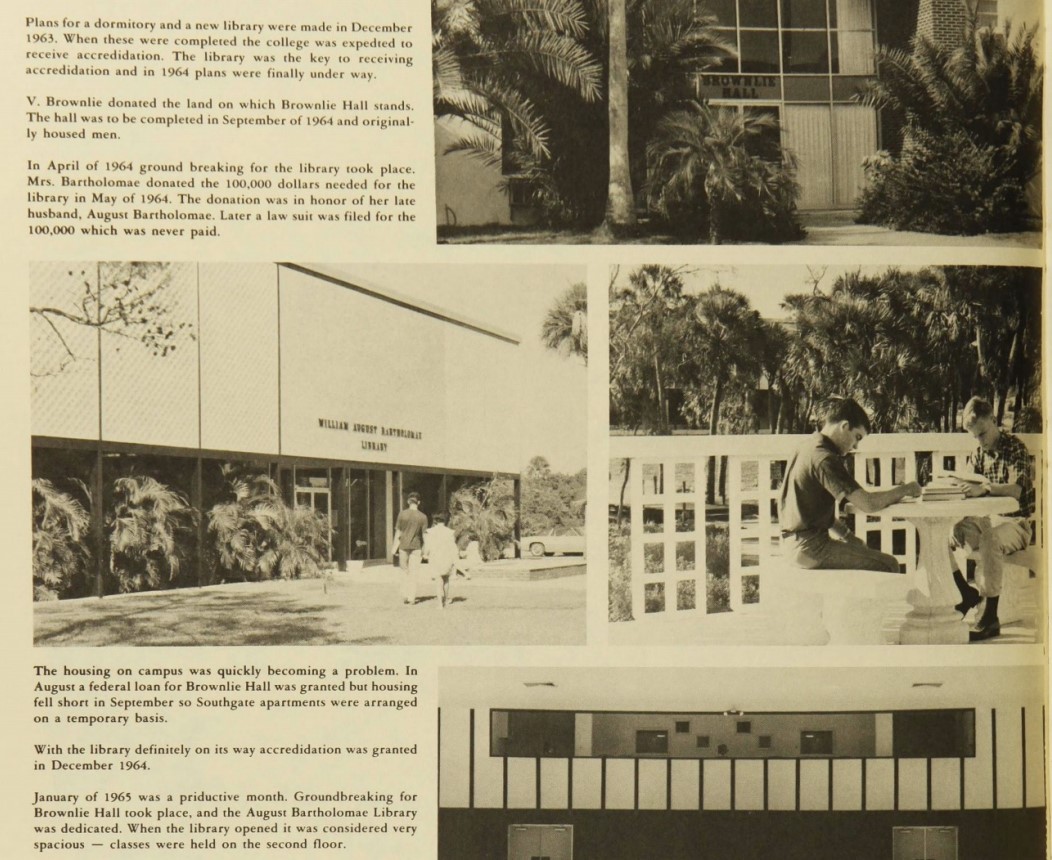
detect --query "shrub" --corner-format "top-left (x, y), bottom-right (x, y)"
top-left (856, 134), bottom-right (1030, 234)
top-left (644, 103), bottom-right (803, 244)
top-left (857, 20), bottom-right (1042, 234)
top-left (109, 476), bottom-right (196, 593)
top-left (208, 469), bottom-right (331, 582)
top-left (32, 479), bottom-right (90, 601)
top-left (449, 477), bottom-right (517, 561)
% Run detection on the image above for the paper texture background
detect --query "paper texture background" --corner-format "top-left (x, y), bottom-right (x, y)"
top-left (4, 1), bottom-right (1049, 858)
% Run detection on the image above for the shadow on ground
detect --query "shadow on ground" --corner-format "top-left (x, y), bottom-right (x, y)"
top-left (34, 571), bottom-right (586, 647)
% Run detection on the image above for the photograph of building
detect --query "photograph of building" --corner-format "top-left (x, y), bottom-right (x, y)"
top-left (433, 0), bottom-right (1041, 244)
top-left (31, 262), bottom-right (587, 646)
top-left (608, 263), bottom-right (1043, 646)
top-left (438, 665), bottom-right (1046, 859)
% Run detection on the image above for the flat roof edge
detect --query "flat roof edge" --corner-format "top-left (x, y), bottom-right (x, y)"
top-left (280, 263), bottom-right (522, 346)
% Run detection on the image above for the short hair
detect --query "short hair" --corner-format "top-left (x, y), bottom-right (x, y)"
top-left (820, 397), bottom-right (871, 433)
top-left (962, 396), bottom-right (994, 427)
top-left (407, 492), bottom-right (421, 504)
top-left (432, 512), bottom-right (447, 525)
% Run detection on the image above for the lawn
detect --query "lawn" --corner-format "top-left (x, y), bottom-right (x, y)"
top-left (33, 570), bottom-right (586, 647)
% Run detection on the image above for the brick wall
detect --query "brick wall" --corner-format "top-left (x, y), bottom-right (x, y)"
top-left (916, 0), bottom-right (972, 47)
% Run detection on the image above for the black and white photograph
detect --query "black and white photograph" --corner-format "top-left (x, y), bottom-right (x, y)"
top-left (30, 261), bottom-right (588, 646)
top-left (607, 263), bottom-right (1043, 646)
top-left (438, 665), bottom-right (1047, 859)
top-left (432, 0), bottom-right (1042, 246)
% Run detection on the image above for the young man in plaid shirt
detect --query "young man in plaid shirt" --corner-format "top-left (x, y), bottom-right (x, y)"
top-left (950, 397), bottom-right (1035, 641)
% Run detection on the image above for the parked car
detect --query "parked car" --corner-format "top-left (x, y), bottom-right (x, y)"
top-left (521, 526), bottom-right (585, 558)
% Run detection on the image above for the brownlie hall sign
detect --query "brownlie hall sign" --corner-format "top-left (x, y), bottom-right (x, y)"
top-left (694, 74), bottom-right (780, 101)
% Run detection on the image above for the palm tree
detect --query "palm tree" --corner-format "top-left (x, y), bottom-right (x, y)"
top-left (690, 285), bottom-right (766, 433)
top-left (857, 17), bottom-right (1042, 232)
top-left (256, 502), bottom-right (331, 581)
top-left (433, 0), bottom-right (603, 166)
top-left (603, 0), bottom-right (635, 231)
top-left (208, 467), bottom-right (331, 582)
top-left (541, 282), bottom-right (588, 363)
top-left (609, 265), bottom-right (693, 432)
top-left (645, 102), bottom-right (800, 243)
top-left (32, 478), bottom-right (90, 600)
top-left (109, 476), bottom-right (195, 593)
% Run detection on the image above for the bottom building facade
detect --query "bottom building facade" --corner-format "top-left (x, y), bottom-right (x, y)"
top-left (438, 665), bottom-right (1045, 859)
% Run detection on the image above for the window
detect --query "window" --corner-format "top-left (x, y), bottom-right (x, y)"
top-left (675, 720), bottom-right (691, 733)
top-left (708, 0), bottom-right (738, 26)
top-left (740, 30), bottom-right (781, 73)
top-left (636, 730), bottom-right (670, 754)
top-left (740, 0), bottom-right (778, 27)
top-left (892, 710), bottom-right (975, 758)
top-left (491, 710), bottom-right (576, 758)
top-left (781, 0), bottom-right (827, 29)
top-left (758, 735), bottom-right (772, 749)
top-left (800, 730), bottom-right (834, 755)
top-left (976, 0), bottom-right (998, 30)
top-left (783, 30), bottom-right (832, 73)
top-left (696, 735), bottom-right (711, 748)
top-left (736, 720), bottom-right (752, 734)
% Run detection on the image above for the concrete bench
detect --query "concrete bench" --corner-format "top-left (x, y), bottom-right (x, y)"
top-left (765, 568), bottom-right (913, 645)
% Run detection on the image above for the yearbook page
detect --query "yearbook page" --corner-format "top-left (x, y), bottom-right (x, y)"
top-left (3, 1), bottom-right (1048, 859)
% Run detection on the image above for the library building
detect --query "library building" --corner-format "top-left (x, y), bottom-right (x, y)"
top-left (439, 665), bottom-right (1046, 859)
top-left (30, 262), bottom-right (522, 588)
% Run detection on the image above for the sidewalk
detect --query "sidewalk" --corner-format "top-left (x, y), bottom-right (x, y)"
top-left (33, 565), bottom-right (586, 647)
top-left (794, 210), bottom-right (1042, 248)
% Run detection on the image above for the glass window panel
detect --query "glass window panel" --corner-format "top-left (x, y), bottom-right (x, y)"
top-left (831, 75), bottom-right (871, 101)
top-left (740, 30), bottom-right (781, 73)
top-left (740, 0), bottom-right (778, 27)
top-left (783, 30), bottom-right (830, 73)
top-left (835, 31), bottom-right (871, 74)
top-left (676, 541), bottom-right (696, 571)
top-left (707, 0), bottom-right (738, 26)
top-left (781, 0), bottom-right (827, 29)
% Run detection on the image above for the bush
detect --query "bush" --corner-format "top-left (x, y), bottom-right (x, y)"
top-left (449, 477), bottom-right (517, 561)
top-left (109, 476), bottom-right (196, 593)
top-left (856, 134), bottom-right (1030, 234)
top-left (644, 103), bottom-right (804, 244)
top-left (208, 470), bottom-right (331, 583)
top-left (32, 479), bottom-right (90, 601)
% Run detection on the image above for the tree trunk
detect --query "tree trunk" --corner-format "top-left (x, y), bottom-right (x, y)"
top-left (709, 204), bottom-right (722, 245)
top-left (709, 377), bottom-right (724, 434)
top-left (603, 0), bottom-right (635, 232)
top-left (617, 458), bottom-right (631, 526)
top-left (653, 353), bottom-right (667, 432)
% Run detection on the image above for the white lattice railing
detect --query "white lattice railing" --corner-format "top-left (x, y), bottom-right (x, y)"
top-left (610, 433), bottom-right (1042, 622)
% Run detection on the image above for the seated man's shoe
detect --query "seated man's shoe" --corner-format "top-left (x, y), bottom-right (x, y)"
top-left (969, 618), bottom-right (1001, 642)
top-left (954, 587), bottom-right (981, 616)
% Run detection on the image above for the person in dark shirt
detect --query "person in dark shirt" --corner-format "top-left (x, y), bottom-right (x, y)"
top-left (779, 398), bottom-right (920, 571)
top-left (394, 492), bottom-right (428, 605)
top-left (949, 397), bottom-right (1035, 641)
